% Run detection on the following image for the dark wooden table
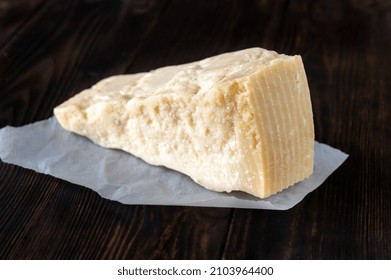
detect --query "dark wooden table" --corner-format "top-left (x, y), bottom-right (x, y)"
top-left (0, 0), bottom-right (390, 259)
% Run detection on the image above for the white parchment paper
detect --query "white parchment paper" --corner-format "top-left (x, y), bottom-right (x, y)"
top-left (0, 118), bottom-right (348, 210)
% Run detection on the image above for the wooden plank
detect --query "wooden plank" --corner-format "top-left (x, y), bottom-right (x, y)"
top-left (0, 168), bottom-right (232, 259)
top-left (1, 0), bottom-right (167, 127)
top-left (0, 0), bottom-right (390, 259)
top-left (0, 0), bottom-right (46, 48)
top-left (222, 0), bottom-right (391, 259)
top-left (0, 0), bottom-right (233, 259)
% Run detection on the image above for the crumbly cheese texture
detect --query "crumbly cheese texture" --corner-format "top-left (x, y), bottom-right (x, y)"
top-left (54, 48), bottom-right (314, 198)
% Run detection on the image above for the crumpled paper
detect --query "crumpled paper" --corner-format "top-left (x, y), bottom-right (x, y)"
top-left (0, 117), bottom-right (348, 210)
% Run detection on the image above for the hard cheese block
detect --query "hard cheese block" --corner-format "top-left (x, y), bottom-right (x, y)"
top-left (54, 48), bottom-right (314, 198)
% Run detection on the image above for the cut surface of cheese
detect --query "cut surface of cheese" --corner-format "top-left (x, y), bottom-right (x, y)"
top-left (54, 48), bottom-right (314, 198)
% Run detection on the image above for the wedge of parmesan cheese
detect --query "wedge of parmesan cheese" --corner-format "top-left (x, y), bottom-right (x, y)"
top-left (54, 48), bottom-right (314, 198)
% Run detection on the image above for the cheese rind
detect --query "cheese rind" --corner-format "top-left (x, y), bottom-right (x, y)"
top-left (54, 48), bottom-right (314, 198)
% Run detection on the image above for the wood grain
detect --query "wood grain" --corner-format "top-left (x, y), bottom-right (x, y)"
top-left (0, 0), bottom-right (390, 259)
